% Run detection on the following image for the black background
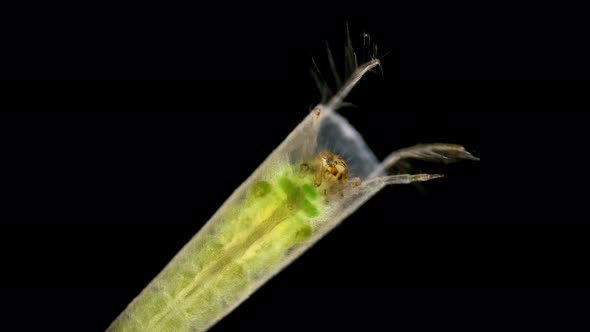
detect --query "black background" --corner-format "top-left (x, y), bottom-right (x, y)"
top-left (2, 3), bottom-right (589, 331)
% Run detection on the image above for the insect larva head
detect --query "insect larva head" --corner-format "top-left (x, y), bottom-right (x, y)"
top-left (317, 150), bottom-right (350, 183)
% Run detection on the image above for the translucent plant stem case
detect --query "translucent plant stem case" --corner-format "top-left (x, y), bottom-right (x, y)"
top-left (107, 60), bottom-right (478, 332)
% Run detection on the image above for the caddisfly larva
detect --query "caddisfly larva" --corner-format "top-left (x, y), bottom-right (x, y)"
top-left (107, 36), bottom-right (479, 332)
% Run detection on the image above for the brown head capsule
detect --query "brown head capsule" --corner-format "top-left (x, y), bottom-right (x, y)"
top-left (315, 150), bottom-right (350, 185)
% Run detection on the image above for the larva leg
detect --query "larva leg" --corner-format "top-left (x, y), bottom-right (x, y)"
top-left (365, 173), bottom-right (443, 187)
top-left (379, 173), bottom-right (444, 185)
top-left (325, 59), bottom-right (381, 110)
top-left (368, 144), bottom-right (480, 179)
top-left (352, 173), bottom-right (444, 197)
